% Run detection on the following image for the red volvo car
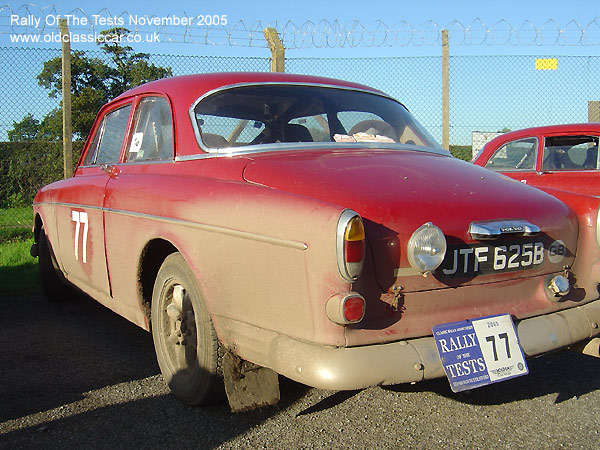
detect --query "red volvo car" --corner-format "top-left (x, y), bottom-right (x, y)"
top-left (32, 74), bottom-right (600, 410)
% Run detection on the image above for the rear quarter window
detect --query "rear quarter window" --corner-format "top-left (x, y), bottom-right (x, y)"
top-left (126, 97), bottom-right (174, 162)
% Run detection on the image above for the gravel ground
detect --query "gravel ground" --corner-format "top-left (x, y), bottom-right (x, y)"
top-left (1, 293), bottom-right (599, 449)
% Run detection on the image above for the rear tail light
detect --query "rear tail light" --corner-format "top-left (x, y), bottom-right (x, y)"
top-left (337, 210), bottom-right (365, 282)
top-left (326, 292), bottom-right (366, 325)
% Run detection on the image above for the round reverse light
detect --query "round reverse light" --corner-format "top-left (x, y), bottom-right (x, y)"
top-left (407, 222), bottom-right (447, 274)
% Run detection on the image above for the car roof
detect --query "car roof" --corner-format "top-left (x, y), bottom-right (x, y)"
top-left (479, 124), bottom-right (600, 157)
top-left (113, 72), bottom-right (385, 106)
top-left (490, 123), bottom-right (600, 141)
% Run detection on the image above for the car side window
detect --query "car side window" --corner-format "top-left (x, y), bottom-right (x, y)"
top-left (542, 135), bottom-right (599, 171)
top-left (126, 97), bottom-right (174, 162)
top-left (484, 138), bottom-right (537, 171)
top-left (83, 105), bottom-right (132, 166)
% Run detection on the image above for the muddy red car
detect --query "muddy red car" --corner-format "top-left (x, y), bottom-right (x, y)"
top-left (32, 73), bottom-right (600, 409)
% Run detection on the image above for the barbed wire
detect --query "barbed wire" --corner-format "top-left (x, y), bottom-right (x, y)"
top-left (0, 4), bottom-right (598, 48)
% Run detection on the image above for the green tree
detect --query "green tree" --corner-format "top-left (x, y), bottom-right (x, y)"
top-left (8, 28), bottom-right (172, 142)
top-left (7, 113), bottom-right (40, 141)
top-left (99, 28), bottom-right (172, 98)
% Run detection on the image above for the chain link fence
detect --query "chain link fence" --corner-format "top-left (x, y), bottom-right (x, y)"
top-left (1, 46), bottom-right (599, 233)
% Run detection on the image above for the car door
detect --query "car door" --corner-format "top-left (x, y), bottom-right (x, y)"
top-left (535, 134), bottom-right (600, 196)
top-left (103, 95), bottom-right (175, 304)
top-left (54, 101), bottom-right (133, 297)
top-left (482, 136), bottom-right (540, 184)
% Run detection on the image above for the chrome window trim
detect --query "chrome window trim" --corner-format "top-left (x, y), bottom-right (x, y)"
top-left (186, 81), bottom-right (445, 157)
top-left (77, 159), bottom-right (175, 169)
top-left (85, 115), bottom-right (107, 166)
top-left (175, 142), bottom-right (451, 162)
top-left (115, 159), bottom-right (175, 166)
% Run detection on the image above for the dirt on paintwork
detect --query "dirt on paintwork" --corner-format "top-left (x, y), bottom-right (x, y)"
top-left (1, 293), bottom-right (600, 449)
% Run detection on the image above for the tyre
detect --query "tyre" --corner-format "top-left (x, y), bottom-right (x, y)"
top-left (38, 227), bottom-right (71, 302)
top-left (151, 252), bottom-right (224, 405)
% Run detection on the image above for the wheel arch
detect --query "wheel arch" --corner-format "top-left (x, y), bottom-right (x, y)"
top-left (137, 238), bottom-right (178, 323)
top-left (33, 213), bottom-right (43, 243)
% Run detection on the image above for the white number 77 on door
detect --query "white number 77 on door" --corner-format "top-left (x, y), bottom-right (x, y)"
top-left (71, 210), bottom-right (89, 264)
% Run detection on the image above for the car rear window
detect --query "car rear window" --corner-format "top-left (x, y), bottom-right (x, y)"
top-left (191, 84), bottom-right (442, 153)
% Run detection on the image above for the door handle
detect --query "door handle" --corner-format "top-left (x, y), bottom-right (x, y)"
top-left (100, 164), bottom-right (120, 176)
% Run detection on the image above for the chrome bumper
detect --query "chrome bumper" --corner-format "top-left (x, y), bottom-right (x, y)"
top-left (269, 299), bottom-right (600, 390)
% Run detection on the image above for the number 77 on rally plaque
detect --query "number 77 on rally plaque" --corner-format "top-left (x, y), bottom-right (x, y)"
top-left (432, 314), bottom-right (528, 392)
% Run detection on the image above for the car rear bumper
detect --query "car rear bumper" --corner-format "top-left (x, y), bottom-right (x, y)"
top-left (269, 298), bottom-right (600, 390)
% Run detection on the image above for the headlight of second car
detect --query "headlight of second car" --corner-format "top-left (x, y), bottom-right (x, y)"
top-left (407, 222), bottom-right (447, 274)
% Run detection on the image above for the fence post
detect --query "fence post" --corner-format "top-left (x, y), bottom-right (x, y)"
top-left (441, 29), bottom-right (449, 150)
top-left (59, 19), bottom-right (73, 179)
top-left (264, 28), bottom-right (285, 72)
top-left (589, 101), bottom-right (600, 122)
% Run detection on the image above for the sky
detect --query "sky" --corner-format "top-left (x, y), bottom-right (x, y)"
top-left (1, 0), bottom-right (599, 57)
top-left (0, 1), bottom-right (598, 144)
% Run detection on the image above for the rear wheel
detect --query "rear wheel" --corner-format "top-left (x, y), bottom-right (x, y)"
top-left (151, 252), bottom-right (224, 405)
top-left (38, 227), bottom-right (71, 302)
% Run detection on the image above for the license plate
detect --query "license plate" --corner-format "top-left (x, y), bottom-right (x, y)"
top-left (433, 314), bottom-right (528, 392)
top-left (437, 239), bottom-right (545, 277)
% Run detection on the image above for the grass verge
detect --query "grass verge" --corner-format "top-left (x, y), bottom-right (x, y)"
top-left (0, 206), bottom-right (32, 228)
top-left (0, 238), bottom-right (40, 295)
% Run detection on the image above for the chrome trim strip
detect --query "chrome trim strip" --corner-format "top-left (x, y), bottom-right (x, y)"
top-left (175, 142), bottom-right (451, 162)
top-left (469, 220), bottom-right (541, 241)
top-left (78, 159), bottom-right (176, 169)
top-left (39, 202), bottom-right (104, 211)
top-left (34, 202), bottom-right (307, 250)
top-left (106, 208), bottom-right (308, 250)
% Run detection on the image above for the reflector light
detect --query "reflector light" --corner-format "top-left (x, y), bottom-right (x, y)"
top-left (343, 296), bottom-right (365, 322)
top-left (326, 292), bottom-right (366, 325)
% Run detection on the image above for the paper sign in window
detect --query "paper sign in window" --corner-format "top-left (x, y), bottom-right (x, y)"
top-left (130, 132), bottom-right (144, 154)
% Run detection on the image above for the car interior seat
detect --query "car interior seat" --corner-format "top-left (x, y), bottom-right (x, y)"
top-left (202, 133), bottom-right (230, 149)
top-left (283, 124), bottom-right (313, 143)
top-left (583, 146), bottom-right (598, 169)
